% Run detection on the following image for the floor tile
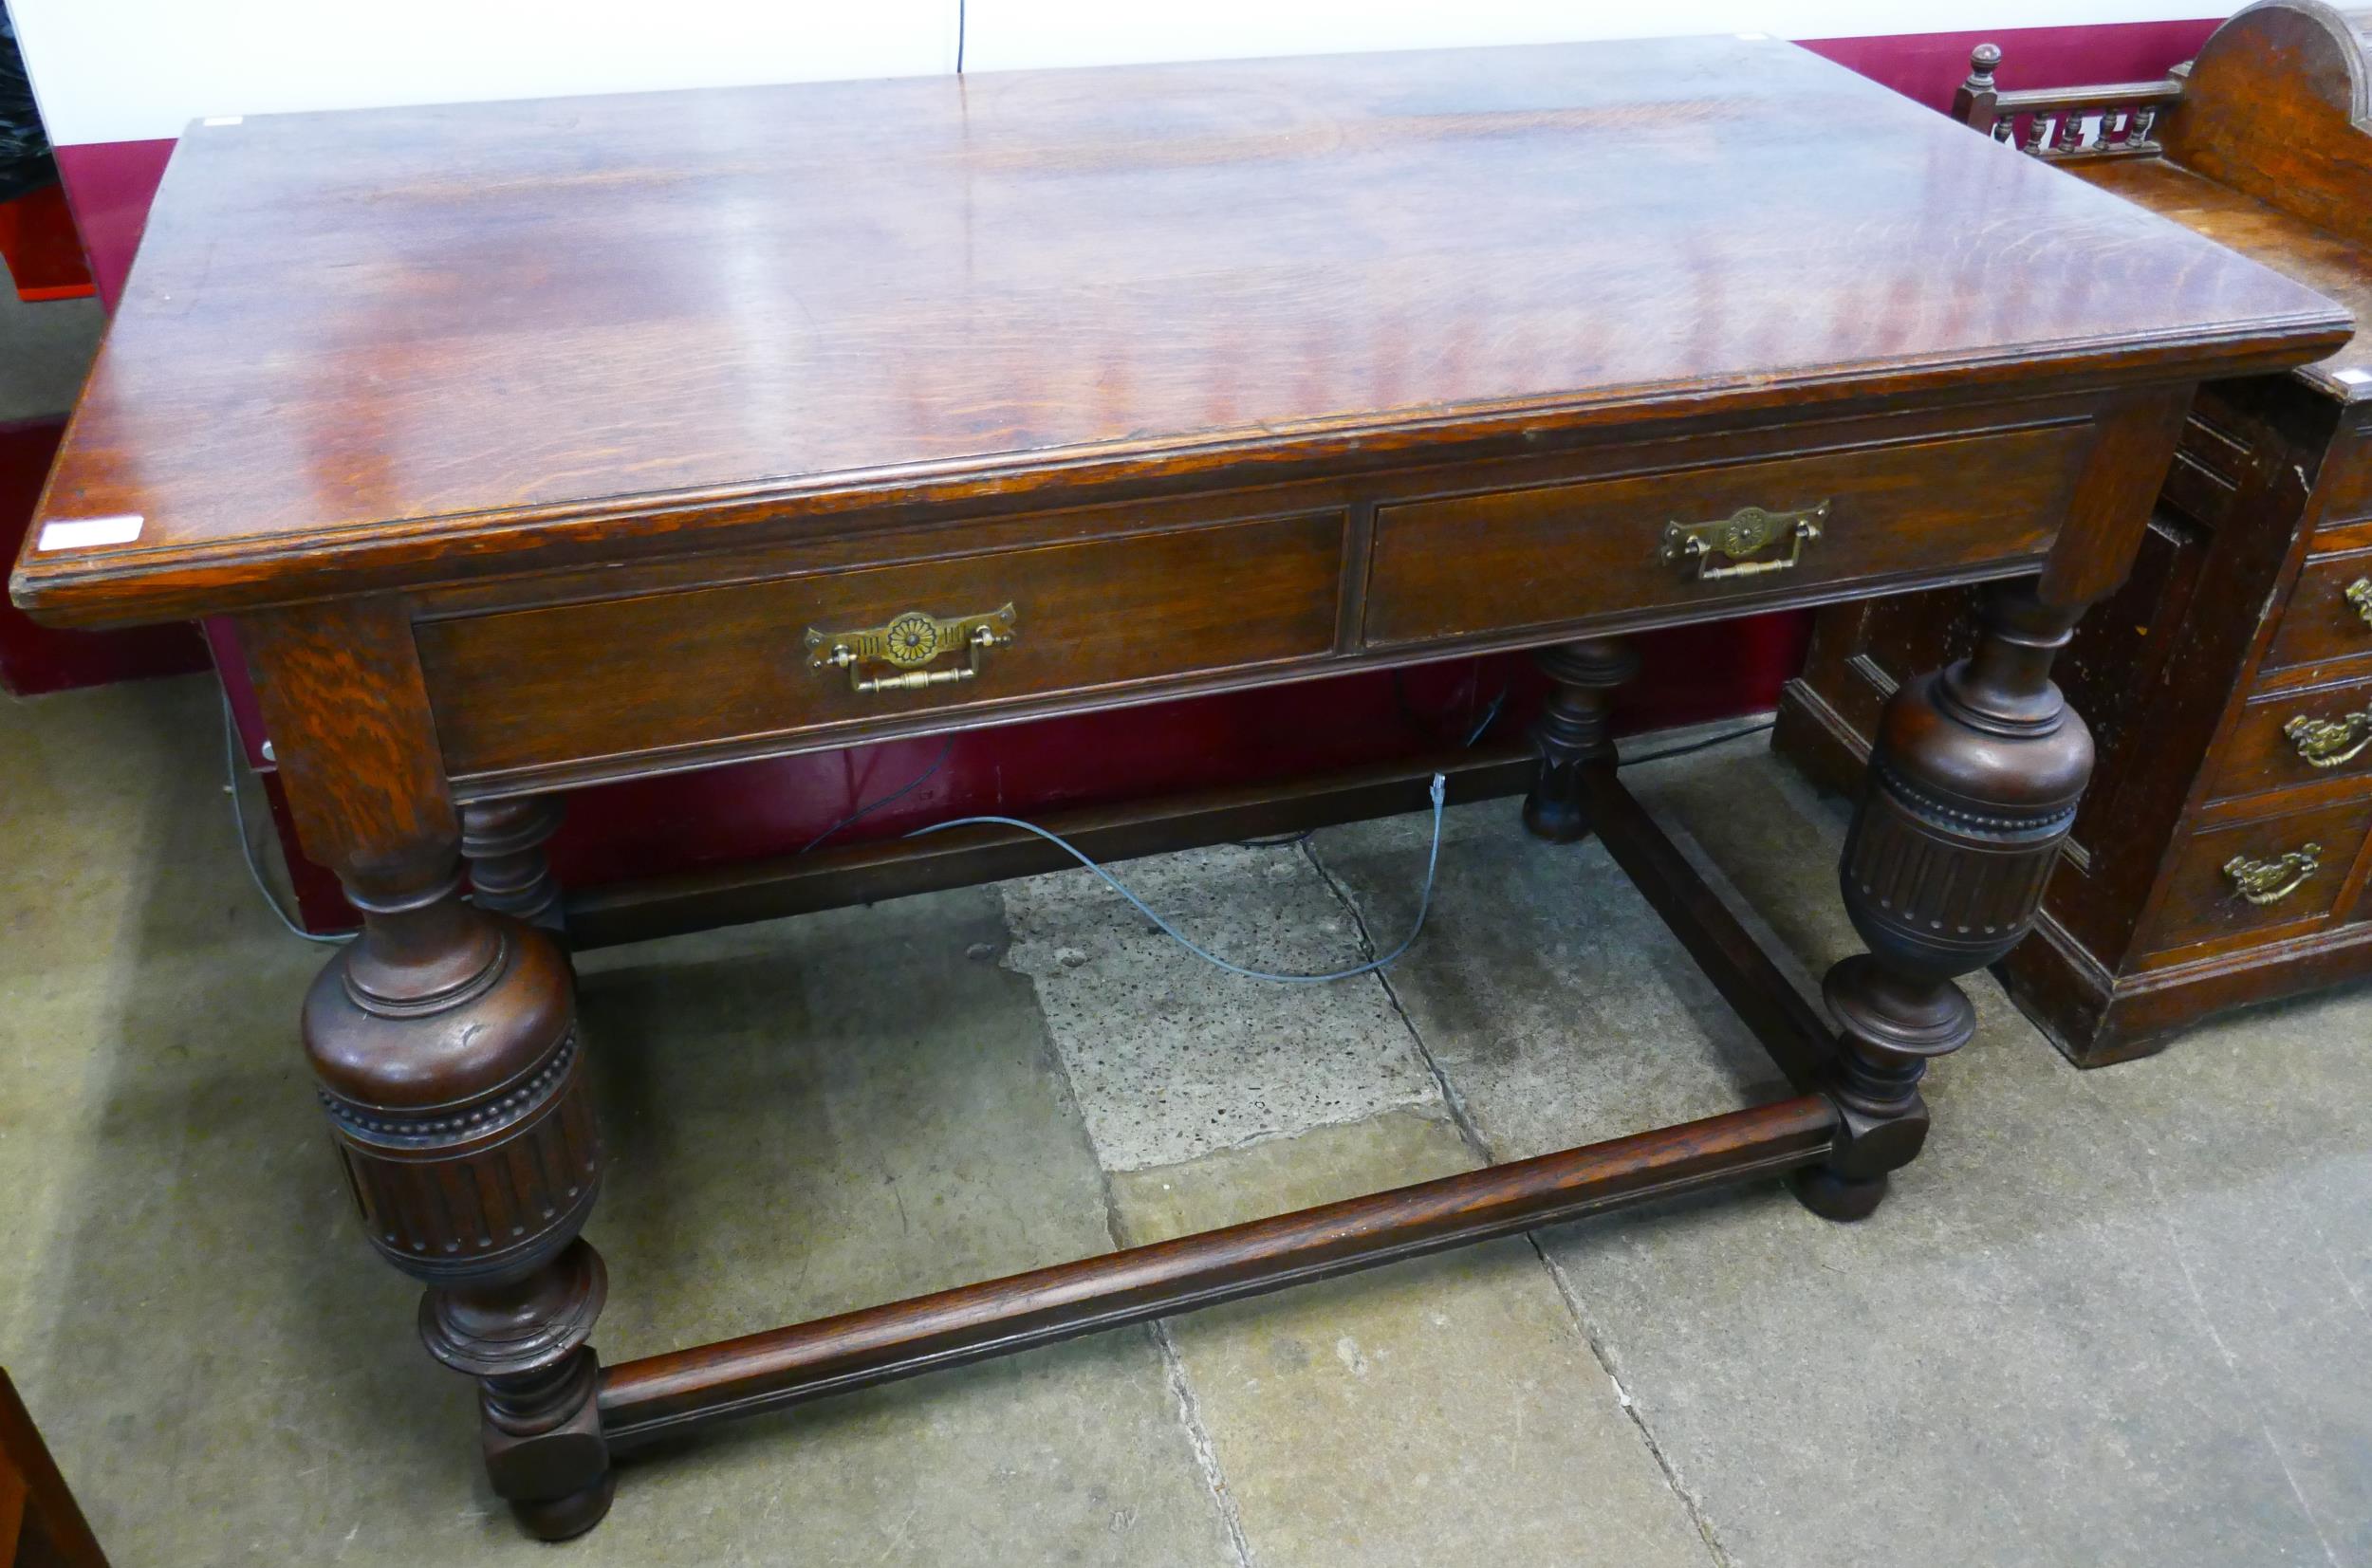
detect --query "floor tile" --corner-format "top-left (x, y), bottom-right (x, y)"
top-left (1308, 786), bottom-right (1782, 1160)
top-left (1110, 1110), bottom-right (1716, 1568)
top-left (1000, 844), bottom-right (1442, 1171)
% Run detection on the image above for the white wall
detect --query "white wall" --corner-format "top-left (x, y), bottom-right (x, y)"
top-left (967, 2), bottom-right (2221, 73)
top-left (10, 1), bottom-right (961, 146)
top-left (14, 0), bottom-right (2217, 149)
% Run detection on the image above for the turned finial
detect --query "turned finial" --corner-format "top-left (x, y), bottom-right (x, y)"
top-left (1952, 43), bottom-right (2006, 133)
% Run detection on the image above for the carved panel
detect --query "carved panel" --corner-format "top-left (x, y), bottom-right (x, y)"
top-left (1844, 775), bottom-right (2069, 967)
top-left (324, 1029), bottom-right (602, 1285)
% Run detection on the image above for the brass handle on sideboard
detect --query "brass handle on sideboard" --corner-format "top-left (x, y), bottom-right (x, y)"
top-left (2222, 842), bottom-right (2323, 907)
top-left (2284, 709), bottom-right (2372, 769)
top-left (1662, 501), bottom-right (1828, 581)
top-left (2348, 578), bottom-right (2372, 631)
top-left (806, 603), bottom-right (1017, 694)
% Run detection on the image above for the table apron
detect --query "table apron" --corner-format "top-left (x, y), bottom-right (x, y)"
top-left (408, 399), bottom-right (2100, 800)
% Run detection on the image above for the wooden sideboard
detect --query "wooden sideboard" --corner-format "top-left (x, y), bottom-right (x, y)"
top-left (1778, 1), bottom-right (2372, 1066)
top-left (9, 37), bottom-right (2346, 1538)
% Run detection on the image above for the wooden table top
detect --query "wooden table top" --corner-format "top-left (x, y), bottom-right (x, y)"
top-left (11, 35), bottom-right (2350, 625)
top-left (2071, 157), bottom-right (2372, 402)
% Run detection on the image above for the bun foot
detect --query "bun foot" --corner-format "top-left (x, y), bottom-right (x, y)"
top-left (1521, 789), bottom-right (1592, 843)
top-left (510, 1471), bottom-right (617, 1541)
top-left (1790, 1165), bottom-right (1889, 1222)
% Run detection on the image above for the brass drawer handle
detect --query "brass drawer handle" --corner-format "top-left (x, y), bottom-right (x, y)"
top-left (806, 603), bottom-right (1017, 693)
top-left (2284, 708), bottom-right (2372, 768)
top-left (2222, 842), bottom-right (2323, 906)
top-left (2348, 577), bottom-right (2372, 631)
top-left (1663, 501), bottom-right (1828, 581)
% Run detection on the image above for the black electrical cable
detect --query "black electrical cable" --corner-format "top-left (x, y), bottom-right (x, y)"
top-left (1619, 718), bottom-right (1777, 767)
top-left (798, 737), bottom-right (956, 856)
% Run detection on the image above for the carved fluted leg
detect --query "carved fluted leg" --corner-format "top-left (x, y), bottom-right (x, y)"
top-left (461, 796), bottom-right (566, 931)
top-left (1523, 637), bottom-right (1641, 843)
top-left (244, 601), bottom-right (610, 1539)
top-left (1797, 583), bottom-right (2093, 1220)
top-left (309, 878), bottom-right (610, 1535)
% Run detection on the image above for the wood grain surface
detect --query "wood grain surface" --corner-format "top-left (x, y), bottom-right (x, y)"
top-left (9, 35), bottom-right (2350, 625)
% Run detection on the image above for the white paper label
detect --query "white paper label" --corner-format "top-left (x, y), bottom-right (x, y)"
top-left (202, 115), bottom-right (244, 127)
top-left (37, 514), bottom-right (145, 549)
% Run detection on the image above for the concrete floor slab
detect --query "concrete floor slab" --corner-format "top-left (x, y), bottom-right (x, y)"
top-left (1323, 736), bottom-right (2372, 1568)
top-left (0, 680), bottom-right (1235, 1567)
top-left (0, 283), bottom-right (103, 422)
top-left (1306, 782), bottom-right (1784, 1161)
top-left (9, 678), bottom-right (2370, 1568)
top-left (1000, 844), bottom-right (1441, 1170)
top-left (1110, 1110), bottom-right (1716, 1568)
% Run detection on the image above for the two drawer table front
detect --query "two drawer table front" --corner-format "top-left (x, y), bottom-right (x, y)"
top-left (1362, 418), bottom-right (2089, 648)
top-left (419, 513), bottom-right (1345, 783)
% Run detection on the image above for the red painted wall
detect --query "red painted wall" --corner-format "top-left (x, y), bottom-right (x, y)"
top-left (0, 419), bottom-right (207, 692)
top-left (14, 20), bottom-right (2220, 930)
top-left (49, 138), bottom-right (172, 310)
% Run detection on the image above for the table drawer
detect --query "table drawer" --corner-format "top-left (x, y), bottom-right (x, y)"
top-left (2140, 799), bottom-right (2370, 961)
top-left (2262, 525), bottom-right (2372, 675)
top-left (2207, 673), bottom-right (2372, 803)
top-left (1361, 419), bottom-right (2088, 649)
top-left (419, 512), bottom-right (1345, 779)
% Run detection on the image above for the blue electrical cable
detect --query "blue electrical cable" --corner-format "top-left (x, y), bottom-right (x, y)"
top-left (907, 773), bottom-right (1449, 984)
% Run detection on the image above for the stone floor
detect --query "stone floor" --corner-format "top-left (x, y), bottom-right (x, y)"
top-left (0, 265), bottom-right (103, 422)
top-left (3, 673), bottom-right (2367, 1567)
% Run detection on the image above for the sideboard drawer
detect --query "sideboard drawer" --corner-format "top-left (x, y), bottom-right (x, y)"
top-left (2140, 799), bottom-right (2371, 961)
top-left (2207, 672), bottom-right (2372, 803)
top-left (2316, 425), bottom-right (2372, 531)
top-left (419, 512), bottom-right (1345, 779)
top-left (1360, 419), bottom-right (2088, 649)
top-left (2262, 526), bottom-right (2372, 674)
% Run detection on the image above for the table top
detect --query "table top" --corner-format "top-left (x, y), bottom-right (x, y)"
top-left (11, 35), bottom-right (2351, 625)
top-left (2074, 157), bottom-right (2372, 402)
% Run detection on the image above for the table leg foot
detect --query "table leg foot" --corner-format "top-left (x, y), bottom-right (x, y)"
top-left (511, 1471), bottom-right (618, 1542)
top-left (1788, 1165), bottom-right (1888, 1221)
top-left (452, 1306), bottom-right (615, 1540)
top-left (1523, 638), bottom-right (1640, 843)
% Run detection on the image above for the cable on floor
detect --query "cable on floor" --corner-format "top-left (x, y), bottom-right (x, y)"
top-left (1619, 718), bottom-right (1777, 767)
top-left (909, 773), bottom-right (1448, 984)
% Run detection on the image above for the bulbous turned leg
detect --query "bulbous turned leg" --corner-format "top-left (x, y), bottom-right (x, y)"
top-left (1522, 638), bottom-right (1640, 843)
top-left (1796, 583), bottom-right (2093, 1221)
top-left (460, 796), bottom-right (566, 932)
top-left (307, 866), bottom-right (610, 1538)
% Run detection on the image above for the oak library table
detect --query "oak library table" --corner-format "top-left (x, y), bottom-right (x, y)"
top-left (8, 34), bottom-right (2350, 1540)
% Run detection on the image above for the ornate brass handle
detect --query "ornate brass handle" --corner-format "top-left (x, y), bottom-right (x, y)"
top-left (1662, 501), bottom-right (1828, 581)
top-left (2222, 842), bottom-right (2322, 907)
top-left (2348, 578), bottom-right (2372, 631)
top-left (2284, 708), bottom-right (2372, 768)
top-left (806, 603), bottom-right (1017, 693)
